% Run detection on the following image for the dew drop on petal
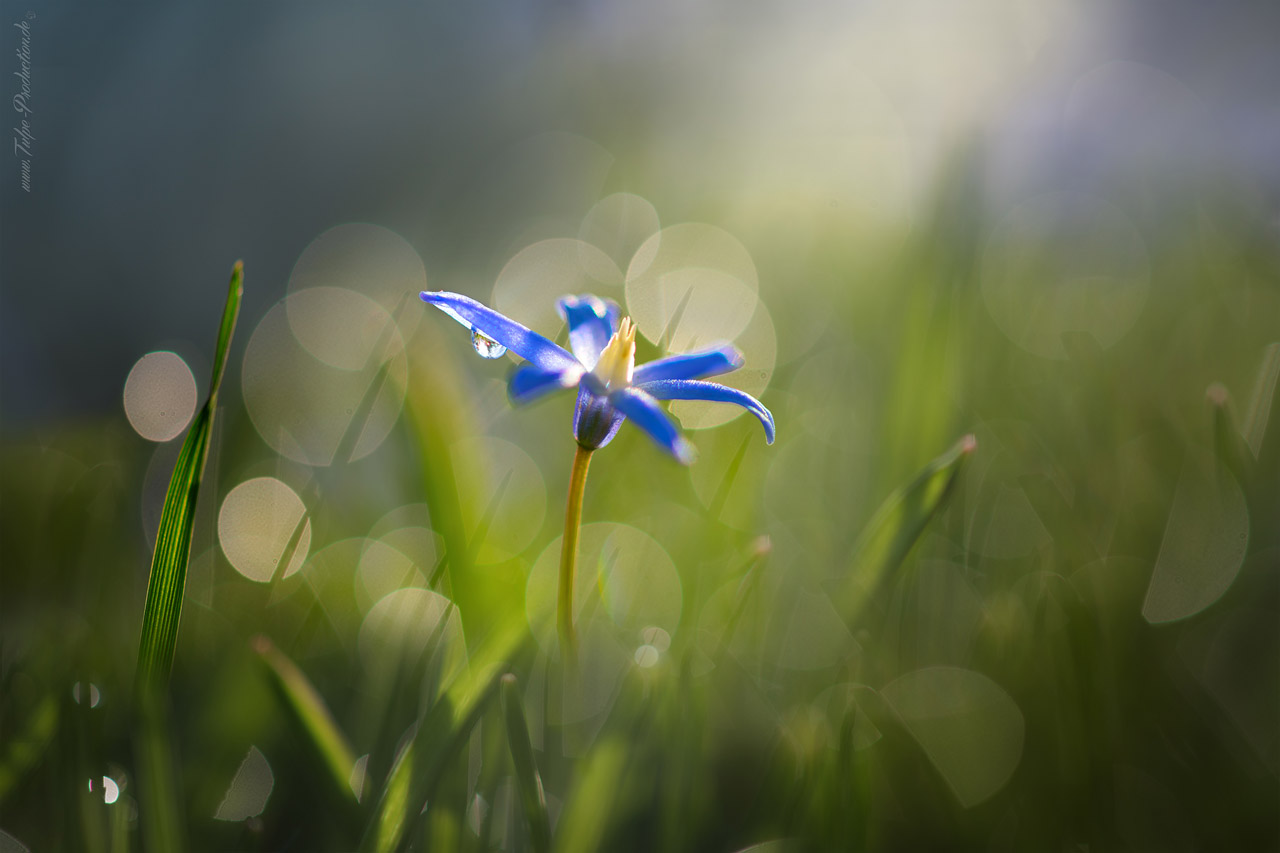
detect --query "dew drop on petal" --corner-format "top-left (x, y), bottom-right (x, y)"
top-left (471, 329), bottom-right (507, 359)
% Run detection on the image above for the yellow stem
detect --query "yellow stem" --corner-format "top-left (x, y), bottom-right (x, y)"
top-left (558, 445), bottom-right (593, 660)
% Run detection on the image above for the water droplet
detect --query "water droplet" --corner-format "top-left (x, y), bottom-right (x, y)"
top-left (471, 329), bottom-right (507, 359)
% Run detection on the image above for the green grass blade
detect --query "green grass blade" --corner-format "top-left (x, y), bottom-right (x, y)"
top-left (135, 262), bottom-right (243, 692)
top-left (253, 635), bottom-right (359, 806)
top-left (362, 619), bottom-right (525, 853)
top-left (500, 674), bottom-right (552, 853)
top-left (1208, 383), bottom-right (1249, 480)
top-left (405, 334), bottom-right (475, 616)
top-left (553, 739), bottom-right (628, 853)
top-left (836, 434), bottom-right (975, 625)
top-left (135, 693), bottom-right (184, 853)
top-left (0, 691), bottom-right (57, 801)
top-left (366, 725), bottom-right (417, 853)
top-left (207, 261), bottom-right (242, 393)
top-left (1241, 341), bottom-right (1280, 460)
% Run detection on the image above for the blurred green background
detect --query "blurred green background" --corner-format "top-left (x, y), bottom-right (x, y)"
top-left (2, 0), bottom-right (1278, 850)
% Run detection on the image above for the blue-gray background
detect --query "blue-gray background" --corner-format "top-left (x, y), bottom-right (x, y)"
top-left (2, 0), bottom-right (1278, 426)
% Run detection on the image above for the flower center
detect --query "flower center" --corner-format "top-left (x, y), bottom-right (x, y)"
top-left (593, 317), bottom-right (636, 389)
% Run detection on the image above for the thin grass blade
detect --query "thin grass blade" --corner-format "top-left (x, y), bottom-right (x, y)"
top-left (500, 674), bottom-right (551, 853)
top-left (553, 739), bottom-right (628, 853)
top-left (0, 691), bottom-right (57, 801)
top-left (135, 261), bottom-right (243, 691)
top-left (135, 693), bottom-right (184, 853)
top-left (253, 635), bottom-right (359, 806)
top-left (362, 619), bottom-right (525, 853)
top-left (1208, 383), bottom-right (1249, 481)
top-left (835, 434), bottom-right (975, 625)
top-left (1242, 341), bottom-right (1280, 460)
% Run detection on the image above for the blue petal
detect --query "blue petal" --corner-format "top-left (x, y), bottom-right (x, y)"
top-left (557, 295), bottom-right (620, 369)
top-left (631, 343), bottom-right (744, 385)
top-left (420, 291), bottom-right (580, 373)
top-left (509, 363), bottom-right (583, 405)
top-left (634, 379), bottom-right (775, 444)
top-left (608, 387), bottom-right (697, 464)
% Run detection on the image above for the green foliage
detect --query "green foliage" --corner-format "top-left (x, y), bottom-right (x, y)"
top-left (363, 619), bottom-right (524, 852)
top-left (253, 636), bottom-right (359, 811)
top-left (500, 675), bottom-right (551, 853)
top-left (836, 433), bottom-right (975, 626)
top-left (135, 262), bottom-right (243, 692)
top-left (3, 167), bottom-right (1278, 853)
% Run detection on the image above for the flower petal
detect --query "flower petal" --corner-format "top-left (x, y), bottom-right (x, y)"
top-left (634, 379), bottom-right (775, 444)
top-left (573, 382), bottom-right (625, 451)
top-left (557, 295), bottom-right (620, 370)
top-left (509, 363), bottom-right (584, 405)
top-left (420, 291), bottom-right (579, 372)
top-left (608, 387), bottom-right (697, 464)
top-left (631, 343), bottom-right (744, 385)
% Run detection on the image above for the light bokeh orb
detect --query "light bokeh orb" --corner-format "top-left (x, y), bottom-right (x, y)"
top-left (669, 298), bottom-right (776, 432)
top-left (218, 477), bottom-right (311, 583)
top-left (122, 351), bottom-right (198, 442)
top-left (492, 238), bottom-right (622, 341)
top-left (357, 588), bottom-right (466, 683)
top-left (242, 290), bottom-right (408, 466)
top-left (451, 436), bottom-right (546, 565)
top-left (579, 193), bottom-right (661, 274)
top-left (288, 222), bottom-right (428, 346)
top-left (981, 191), bottom-right (1149, 360)
top-left (526, 522), bottom-right (682, 653)
top-left (213, 746), bottom-right (274, 821)
top-left (625, 223), bottom-right (759, 352)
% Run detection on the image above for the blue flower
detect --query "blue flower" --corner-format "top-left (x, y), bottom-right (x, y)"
top-left (420, 291), bottom-right (775, 464)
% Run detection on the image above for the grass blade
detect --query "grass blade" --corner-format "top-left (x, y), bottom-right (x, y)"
top-left (554, 739), bottom-right (628, 853)
top-left (135, 261), bottom-right (243, 691)
top-left (1207, 383), bottom-right (1249, 480)
top-left (500, 674), bottom-right (551, 853)
top-left (835, 434), bottom-right (975, 625)
top-left (0, 691), bottom-right (57, 801)
top-left (135, 693), bottom-right (184, 853)
top-left (253, 635), bottom-right (359, 807)
top-left (362, 619), bottom-right (525, 853)
top-left (1241, 341), bottom-right (1280, 460)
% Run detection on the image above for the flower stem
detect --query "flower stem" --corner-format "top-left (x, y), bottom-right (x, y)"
top-left (558, 444), bottom-right (593, 659)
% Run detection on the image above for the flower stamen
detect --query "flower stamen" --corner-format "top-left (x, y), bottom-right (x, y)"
top-left (593, 317), bottom-right (636, 390)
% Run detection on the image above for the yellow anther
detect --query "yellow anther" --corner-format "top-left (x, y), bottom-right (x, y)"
top-left (594, 317), bottom-right (636, 389)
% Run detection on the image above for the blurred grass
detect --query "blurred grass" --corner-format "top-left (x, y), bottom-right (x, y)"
top-left (1, 156), bottom-right (1277, 853)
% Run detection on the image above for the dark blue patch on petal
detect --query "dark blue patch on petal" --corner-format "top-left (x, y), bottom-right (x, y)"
top-left (572, 382), bottom-right (625, 451)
